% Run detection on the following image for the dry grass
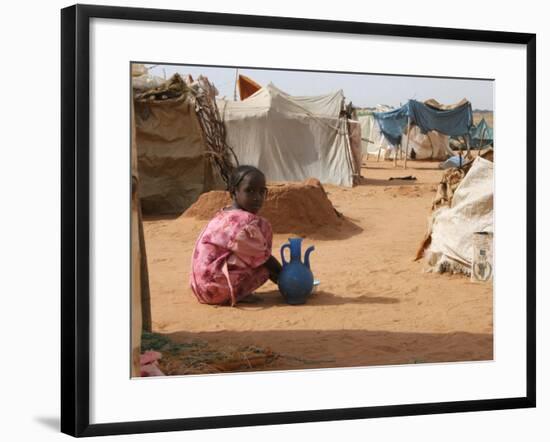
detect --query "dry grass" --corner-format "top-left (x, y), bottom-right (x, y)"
top-left (141, 332), bottom-right (278, 374)
top-left (141, 331), bottom-right (338, 375)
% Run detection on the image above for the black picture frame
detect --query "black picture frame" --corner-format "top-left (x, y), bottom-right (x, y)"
top-left (61, 4), bottom-right (536, 437)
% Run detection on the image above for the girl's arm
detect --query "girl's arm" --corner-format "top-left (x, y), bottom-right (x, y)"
top-left (264, 255), bottom-right (282, 284)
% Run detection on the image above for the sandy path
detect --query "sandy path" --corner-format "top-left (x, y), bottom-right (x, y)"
top-left (143, 160), bottom-right (493, 371)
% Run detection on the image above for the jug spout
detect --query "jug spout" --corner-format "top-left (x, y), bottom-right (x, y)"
top-left (304, 245), bottom-right (315, 269)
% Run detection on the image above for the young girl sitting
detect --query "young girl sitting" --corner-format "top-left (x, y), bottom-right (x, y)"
top-left (189, 165), bottom-right (282, 306)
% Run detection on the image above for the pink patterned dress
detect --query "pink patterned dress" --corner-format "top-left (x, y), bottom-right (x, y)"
top-left (190, 208), bottom-right (273, 306)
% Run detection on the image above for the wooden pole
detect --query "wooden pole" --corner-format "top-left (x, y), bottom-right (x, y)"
top-left (343, 116), bottom-right (355, 179)
top-left (404, 117), bottom-right (411, 169)
top-left (131, 181), bottom-right (142, 377)
top-left (138, 207), bottom-right (152, 332)
top-left (393, 143), bottom-right (398, 167)
top-left (373, 119), bottom-right (384, 162)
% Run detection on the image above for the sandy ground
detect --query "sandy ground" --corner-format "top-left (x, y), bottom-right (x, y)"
top-left (142, 159), bottom-right (493, 372)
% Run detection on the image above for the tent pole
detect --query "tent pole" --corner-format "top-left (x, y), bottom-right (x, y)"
top-left (404, 117), bottom-right (411, 169)
top-left (394, 143), bottom-right (398, 167)
top-left (465, 134), bottom-right (471, 158)
top-left (233, 68), bottom-right (239, 101)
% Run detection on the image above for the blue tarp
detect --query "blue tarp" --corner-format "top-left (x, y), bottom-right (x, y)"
top-left (371, 105), bottom-right (410, 145)
top-left (440, 155), bottom-right (464, 169)
top-left (373, 100), bottom-right (473, 145)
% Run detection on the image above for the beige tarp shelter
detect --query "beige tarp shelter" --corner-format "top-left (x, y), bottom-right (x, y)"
top-left (218, 83), bottom-right (360, 187)
top-left (424, 157), bottom-right (493, 274)
top-left (133, 74), bottom-right (223, 215)
top-left (400, 125), bottom-right (454, 160)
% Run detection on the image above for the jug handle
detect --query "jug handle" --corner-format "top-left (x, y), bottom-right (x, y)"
top-left (280, 243), bottom-right (291, 266)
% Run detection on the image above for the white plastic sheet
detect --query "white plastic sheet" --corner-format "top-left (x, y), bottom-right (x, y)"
top-left (425, 157), bottom-right (494, 273)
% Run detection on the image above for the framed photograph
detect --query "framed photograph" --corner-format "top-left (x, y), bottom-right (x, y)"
top-left (61, 4), bottom-right (536, 437)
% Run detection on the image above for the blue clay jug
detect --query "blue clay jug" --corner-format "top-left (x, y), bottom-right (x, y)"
top-left (278, 238), bottom-right (315, 305)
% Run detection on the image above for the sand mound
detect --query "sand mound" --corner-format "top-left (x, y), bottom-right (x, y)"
top-left (383, 185), bottom-right (437, 198)
top-left (183, 180), bottom-right (342, 235)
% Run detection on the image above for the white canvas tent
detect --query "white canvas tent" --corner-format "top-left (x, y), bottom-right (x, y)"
top-left (358, 105), bottom-right (394, 160)
top-left (358, 114), bottom-right (375, 154)
top-left (358, 114), bottom-right (390, 159)
top-left (218, 83), bottom-right (359, 187)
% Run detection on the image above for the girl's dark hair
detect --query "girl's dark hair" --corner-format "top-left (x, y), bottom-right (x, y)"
top-left (228, 165), bottom-right (265, 194)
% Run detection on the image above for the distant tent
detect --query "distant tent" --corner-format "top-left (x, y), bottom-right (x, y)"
top-left (357, 105), bottom-right (393, 159)
top-left (358, 113), bottom-right (375, 153)
top-left (238, 74), bottom-right (262, 100)
top-left (469, 118), bottom-right (493, 147)
top-left (373, 98), bottom-right (473, 160)
top-left (218, 83), bottom-right (360, 187)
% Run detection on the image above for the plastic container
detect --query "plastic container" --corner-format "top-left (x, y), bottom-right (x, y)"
top-left (471, 232), bottom-right (493, 282)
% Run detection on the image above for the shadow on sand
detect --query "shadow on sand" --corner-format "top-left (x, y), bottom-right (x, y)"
top-left (361, 162), bottom-right (443, 172)
top-left (145, 288), bottom-right (492, 374)
top-left (357, 177), bottom-right (422, 187)
top-left (233, 289), bottom-right (400, 310)
top-left (142, 212), bottom-right (183, 221)
top-left (159, 328), bottom-right (493, 373)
